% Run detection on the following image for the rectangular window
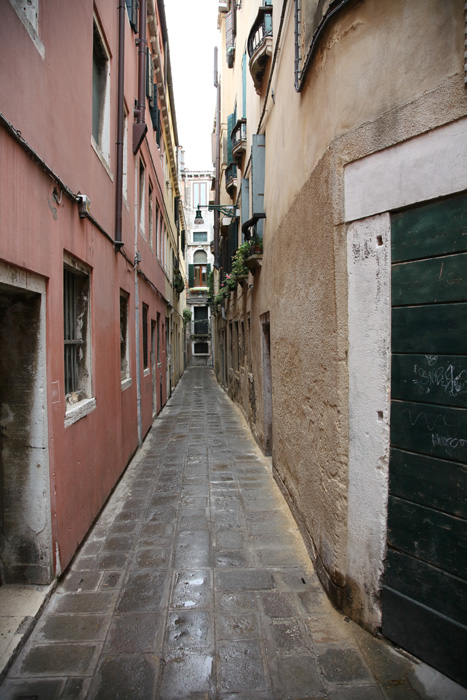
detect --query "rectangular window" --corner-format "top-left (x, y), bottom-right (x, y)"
top-left (193, 182), bottom-right (207, 207)
top-left (229, 322), bottom-right (233, 369)
top-left (125, 0), bottom-right (138, 31)
top-left (240, 320), bottom-right (245, 367)
top-left (157, 312), bottom-right (161, 363)
top-left (142, 303), bottom-right (149, 369)
top-left (149, 181), bottom-right (154, 250)
top-left (63, 261), bottom-right (91, 403)
top-left (194, 265), bottom-right (207, 287)
top-left (123, 108), bottom-right (128, 200)
top-left (139, 159), bottom-right (146, 238)
top-left (193, 231), bottom-right (208, 243)
top-left (120, 291), bottom-right (130, 382)
top-left (194, 341), bottom-right (209, 355)
top-left (92, 19), bottom-right (110, 162)
top-left (155, 202), bottom-right (160, 257)
top-left (233, 321), bottom-right (239, 371)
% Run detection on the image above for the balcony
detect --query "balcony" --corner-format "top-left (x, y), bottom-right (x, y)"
top-left (225, 162), bottom-right (237, 195)
top-left (247, 6), bottom-right (273, 94)
top-left (231, 118), bottom-right (247, 164)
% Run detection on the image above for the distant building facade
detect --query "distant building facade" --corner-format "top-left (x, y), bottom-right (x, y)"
top-left (180, 159), bottom-right (215, 366)
top-left (0, 0), bottom-right (185, 584)
top-left (213, 0), bottom-right (467, 687)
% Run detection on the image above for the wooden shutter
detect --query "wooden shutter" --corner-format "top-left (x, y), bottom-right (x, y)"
top-left (241, 178), bottom-right (250, 240)
top-left (188, 264), bottom-right (194, 288)
top-left (146, 49), bottom-right (154, 105)
top-left (125, 0), bottom-right (138, 32)
top-left (227, 112), bottom-right (235, 165)
top-left (251, 134), bottom-right (265, 216)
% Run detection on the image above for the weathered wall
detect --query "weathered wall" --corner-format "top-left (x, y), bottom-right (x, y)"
top-left (217, 0), bottom-right (467, 628)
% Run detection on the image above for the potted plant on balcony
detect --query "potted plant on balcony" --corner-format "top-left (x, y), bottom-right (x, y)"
top-left (231, 243), bottom-right (249, 284)
top-left (248, 235), bottom-right (263, 255)
top-left (173, 268), bottom-right (185, 294)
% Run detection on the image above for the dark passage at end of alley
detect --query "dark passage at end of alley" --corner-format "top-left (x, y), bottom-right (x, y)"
top-left (0, 368), bottom-right (464, 700)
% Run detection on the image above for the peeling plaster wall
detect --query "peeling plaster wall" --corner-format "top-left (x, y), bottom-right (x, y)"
top-left (344, 117), bottom-right (467, 631)
top-left (218, 0), bottom-right (467, 629)
top-left (0, 263), bottom-right (52, 584)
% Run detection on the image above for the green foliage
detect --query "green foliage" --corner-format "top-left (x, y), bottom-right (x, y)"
top-left (182, 308), bottom-right (192, 324)
top-left (173, 269), bottom-right (185, 294)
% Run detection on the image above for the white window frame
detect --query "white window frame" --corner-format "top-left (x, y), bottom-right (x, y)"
top-left (91, 17), bottom-right (112, 172)
top-left (63, 253), bottom-right (96, 427)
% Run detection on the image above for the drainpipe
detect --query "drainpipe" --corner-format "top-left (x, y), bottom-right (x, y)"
top-left (115, 0), bottom-right (125, 250)
top-left (133, 0), bottom-right (148, 154)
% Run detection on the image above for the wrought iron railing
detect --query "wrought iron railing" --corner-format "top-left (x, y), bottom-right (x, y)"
top-left (231, 118), bottom-right (247, 160)
top-left (225, 162), bottom-right (237, 191)
top-left (247, 7), bottom-right (272, 59)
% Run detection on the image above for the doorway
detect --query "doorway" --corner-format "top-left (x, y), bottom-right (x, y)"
top-left (261, 312), bottom-right (273, 456)
top-left (0, 270), bottom-right (52, 584)
top-left (382, 191), bottom-right (467, 686)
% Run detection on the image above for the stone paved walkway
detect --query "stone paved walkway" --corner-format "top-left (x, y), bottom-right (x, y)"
top-left (0, 367), bottom-right (465, 700)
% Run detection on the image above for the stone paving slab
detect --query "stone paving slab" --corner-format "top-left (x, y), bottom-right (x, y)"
top-left (0, 367), bottom-right (465, 700)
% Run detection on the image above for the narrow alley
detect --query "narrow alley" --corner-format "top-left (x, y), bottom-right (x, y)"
top-left (0, 367), bottom-right (462, 700)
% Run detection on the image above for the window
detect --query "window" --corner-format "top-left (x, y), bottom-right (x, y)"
top-left (194, 342), bottom-right (209, 355)
top-left (123, 108), bottom-right (128, 200)
top-left (233, 321), bottom-right (239, 371)
top-left (240, 320), bottom-right (245, 367)
top-left (139, 159), bottom-right (146, 238)
top-left (157, 312), bottom-right (161, 364)
top-left (9, 0), bottom-right (44, 58)
top-left (92, 19), bottom-right (110, 163)
top-left (193, 306), bottom-right (209, 335)
top-left (120, 291), bottom-right (130, 382)
top-left (193, 182), bottom-right (207, 207)
top-left (155, 203), bottom-right (160, 257)
top-left (63, 260), bottom-right (92, 404)
top-left (125, 0), bottom-right (138, 31)
top-left (193, 231), bottom-right (208, 243)
top-left (191, 250), bottom-right (208, 287)
top-left (142, 303), bottom-right (149, 369)
top-left (149, 181), bottom-right (154, 250)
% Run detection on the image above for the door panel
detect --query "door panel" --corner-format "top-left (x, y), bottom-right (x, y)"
top-left (383, 191), bottom-right (467, 687)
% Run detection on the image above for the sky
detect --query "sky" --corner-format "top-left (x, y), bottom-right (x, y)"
top-left (164, 0), bottom-right (220, 172)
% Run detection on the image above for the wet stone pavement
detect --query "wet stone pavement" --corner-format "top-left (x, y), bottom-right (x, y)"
top-left (0, 367), bottom-right (463, 700)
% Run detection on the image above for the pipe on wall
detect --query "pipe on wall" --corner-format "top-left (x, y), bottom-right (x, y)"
top-left (115, 0), bottom-right (126, 249)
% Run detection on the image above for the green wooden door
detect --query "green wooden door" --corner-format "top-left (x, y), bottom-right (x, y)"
top-left (383, 191), bottom-right (467, 687)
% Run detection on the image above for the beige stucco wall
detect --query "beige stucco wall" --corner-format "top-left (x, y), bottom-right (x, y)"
top-left (216, 0), bottom-right (467, 627)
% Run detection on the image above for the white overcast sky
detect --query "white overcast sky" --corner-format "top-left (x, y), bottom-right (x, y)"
top-left (165, 0), bottom-right (220, 171)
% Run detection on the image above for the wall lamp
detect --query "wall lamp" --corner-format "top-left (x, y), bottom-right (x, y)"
top-left (194, 203), bottom-right (239, 225)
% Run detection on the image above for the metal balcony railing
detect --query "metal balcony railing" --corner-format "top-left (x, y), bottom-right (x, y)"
top-left (247, 7), bottom-right (272, 60)
top-left (231, 118), bottom-right (247, 163)
top-left (225, 162), bottom-right (237, 193)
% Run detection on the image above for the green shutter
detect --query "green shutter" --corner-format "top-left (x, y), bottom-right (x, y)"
top-left (146, 49), bottom-right (154, 105)
top-left (189, 264), bottom-right (194, 288)
top-left (126, 0), bottom-right (138, 32)
top-left (227, 112), bottom-right (235, 165)
top-left (241, 178), bottom-right (250, 240)
top-left (207, 264), bottom-right (211, 277)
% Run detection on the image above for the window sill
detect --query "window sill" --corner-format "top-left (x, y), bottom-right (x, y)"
top-left (64, 398), bottom-right (97, 428)
top-left (91, 136), bottom-right (113, 181)
top-left (144, 368), bottom-right (150, 377)
top-left (121, 377), bottom-right (132, 391)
